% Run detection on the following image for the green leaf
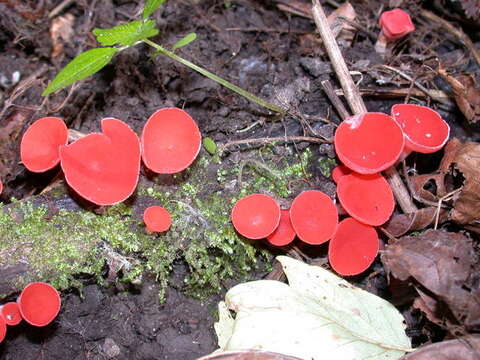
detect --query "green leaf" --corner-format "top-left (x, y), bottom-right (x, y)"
top-left (172, 33), bottom-right (197, 51)
top-left (93, 20), bottom-right (159, 47)
top-left (143, 0), bottom-right (166, 19)
top-left (203, 137), bottom-right (217, 155)
top-left (42, 47), bottom-right (118, 96)
top-left (214, 256), bottom-right (412, 360)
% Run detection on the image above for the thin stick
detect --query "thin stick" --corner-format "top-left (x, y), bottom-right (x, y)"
top-left (311, 0), bottom-right (366, 115)
top-left (421, 10), bottom-right (480, 67)
top-left (311, 0), bottom-right (417, 213)
top-left (335, 88), bottom-right (452, 105)
top-left (321, 80), bottom-right (349, 122)
top-left (220, 136), bottom-right (329, 153)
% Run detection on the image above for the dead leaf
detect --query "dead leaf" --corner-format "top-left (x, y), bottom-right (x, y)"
top-left (439, 68), bottom-right (480, 123)
top-left (461, 0), bottom-right (480, 20)
top-left (50, 13), bottom-right (75, 58)
top-left (382, 207), bottom-right (448, 237)
top-left (449, 141), bottom-right (480, 224)
top-left (326, 2), bottom-right (356, 43)
top-left (400, 336), bottom-right (480, 360)
top-left (382, 229), bottom-right (480, 331)
top-left (410, 174), bottom-right (448, 202)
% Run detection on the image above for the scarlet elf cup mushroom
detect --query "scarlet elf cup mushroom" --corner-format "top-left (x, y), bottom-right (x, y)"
top-left (0, 316), bottom-right (5, 344)
top-left (391, 104), bottom-right (450, 160)
top-left (289, 190), bottom-right (338, 245)
top-left (141, 107), bottom-right (202, 174)
top-left (17, 282), bottom-right (61, 327)
top-left (375, 8), bottom-right (415, 54)
top-left (334, 112), bottom-right (405, 174)
top-left (328, 217), bottom-right (379, 276)
top-left (231, 194), bottom-right (281, 239)
top-left (0, 302), bottom-right (22, 326)
top-left (60, 118), bottom-right (141, 206)
top-left (266, 209), bottom-right (296, 246)
top-left (20, 117), bottom-right (68, 173)
top-left (143, 206), bottom-right (172, 233)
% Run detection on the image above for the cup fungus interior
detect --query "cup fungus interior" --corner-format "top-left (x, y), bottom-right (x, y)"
top-left (144, 206), bottom-right (172, 233)
top-left (141, 108), bottom-right (201, 174)
top-left (289, 190), bottom-right (338, 245)
top-left (337, 173), bottom-right (395, 226)
top-left (18, 282), bottom-right (61, 327)
top-left (391, 104), bottom-right (450, 153)
top-left (328, 217), bottom-right (379, 276)
top-left (266, 209), bottom-right (296, 246)
top-left (1, 302), bottom-right (22, 326)
top-left (331, 165), bottom-right (352, 184)
top-left (60, 118), bottom-right (141, 206)
top-left (379, 9), bottom-right (415, 40)
top-left (20, 117), bottom-right (68, 173)
top-left (231, 194), bottom-right (281, 240)
top-left (334, 113), bottom-right (404, 174)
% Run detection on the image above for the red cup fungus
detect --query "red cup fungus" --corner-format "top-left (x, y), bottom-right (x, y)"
top-left (0, 180), bottom-right (3, 195)
top-left (289, 190), bottom-right (338, 245)
top-left (391, 104), bottom-right (450, 157)
top-left (18, 282), bottom-right (61, 327)
top-left (266, 209), bottom-right (296, 246)
top-left (141, 107), bottom-right (201, 174)
top-left (0, 316), bottom-right (5, 344)
top-left (60, 118), bottom-right (141, 206)
top-left (231, 194), bottom-right (281, 239)
top-left (331, 165), bottom-right (352, 184)
top-left (20, 117), bottom-right (68, 173)
top-left (337, 173), bottom-right (395, 226)
top-left (328, 217), bottom-right (379, 276)
top-left (0, 302), bottom-right (22, 326)
top-left (334, 113), bottom-right (404, 174)
top-left (375, 9), bottom-right (415, 54)
top-left (143, 206), bottom-right (172, 233)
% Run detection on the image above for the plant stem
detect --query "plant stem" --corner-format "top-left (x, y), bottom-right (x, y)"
top-left (142, 39), bottom-right (285, 115)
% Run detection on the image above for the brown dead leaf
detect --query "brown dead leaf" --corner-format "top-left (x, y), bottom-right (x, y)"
top-left (327, 2), bottom-right (356, 43)
top-left (382, 207), bottom-right (448, 237)
top-left (450, 141), bottom-right (480, 225)
top-left (400, 336), bottom-right (480, 360)
top-left (439, 68), bottom-right (480, 123)
top-left (410, 174), bottom-right (448, 202)
top-left (382, 229), bottom-right (480, 331)
top-left (50, 13), bottom-right (75, 58)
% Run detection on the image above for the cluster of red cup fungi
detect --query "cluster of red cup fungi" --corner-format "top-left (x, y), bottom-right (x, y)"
top-left (231, 104), bottom-right (450, 276)
top-left (20, 108), bottom-right (202, 231)
top-left (0, 282), bottom-right (61, 344)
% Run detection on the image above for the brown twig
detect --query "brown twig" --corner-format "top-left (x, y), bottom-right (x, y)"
top-left (421, 10), bottom-right (480, 67)
top-left (321, 80), bottom-right (349, 122)
top-left (311, 1), bottom-right (367, 115)
top-left (219, 136), bottom-right (329, 153)
top-left (311, 0), bottom-right (417, 214)
top-left (334, 88), bottom-right (452, 104)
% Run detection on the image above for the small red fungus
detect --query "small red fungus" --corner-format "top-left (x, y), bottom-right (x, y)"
top-left (0, 316), bottom-right (5, 344)
top-left (337, 173), bottom-right (395, 226)
top-left (331, 165), bottom-right (352, 184)
top-left (266, 209), bottom-right (296, 246)
top-left (18, 282), bottom-right (61, 327)
top-left (328, 217), bottom-right (379, 276)
top-left (0, 302), bottom-right (22, 326)
top-left (0, 180), bottom-right (3, 195)
top-left (379, 9), bottom-right (415, 41)
top-left (141, 108), bottom-right (201, 174)
top-left (334, 112), bottom-right (404, 174)
top-left (391, 104), bottom-right (450, 157)
top-left (60, 118), bottom-right (141, 206)
top-left (143, 206), bottom-right (172, 233)
top-left (289, 190), bottom-right (338, 245)
top-left (20, 117), bottom-right (68, 173)
top-left (231, 194), bottom-right (280, 239)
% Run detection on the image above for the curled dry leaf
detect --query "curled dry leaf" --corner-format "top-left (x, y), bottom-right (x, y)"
top-left (439, 68), bottom-right (480, 123)
top-left (50, 14), bottom-right (75, 58)
top-left (400, 336), bottom-right (480, 360)
top-left (409, 173), bottom-right (448, 203)
top-left (382, 229), bottom-right (480, 331)
top-left (449, 140), bottom-right (480, 226)
top-left (382, 207), bottom-right (448, 237)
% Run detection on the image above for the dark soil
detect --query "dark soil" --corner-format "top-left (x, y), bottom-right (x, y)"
top-left (0, 0), bottom-right (479, 359)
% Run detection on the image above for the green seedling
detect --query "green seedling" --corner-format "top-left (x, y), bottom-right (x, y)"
top-left (202, 137), bottom-right (217, 155)
top-left (42, 0), bottom-right (284, 115)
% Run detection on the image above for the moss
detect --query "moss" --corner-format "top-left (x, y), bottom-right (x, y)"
top-left (0, 149), bottom-right (314, 301)
top-left (317, 157), bottom-right (337, 178)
